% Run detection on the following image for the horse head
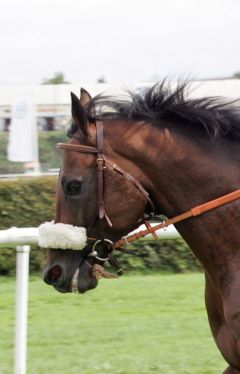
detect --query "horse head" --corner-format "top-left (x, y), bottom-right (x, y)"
top-left (43, 88), bottom-right (152, 293)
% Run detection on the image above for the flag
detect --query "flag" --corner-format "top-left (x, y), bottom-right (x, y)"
top-left (7, 96), bottom-right (39, 163)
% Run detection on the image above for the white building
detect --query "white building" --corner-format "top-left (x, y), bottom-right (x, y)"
top-left (0, 79), bottom-right (240, 131)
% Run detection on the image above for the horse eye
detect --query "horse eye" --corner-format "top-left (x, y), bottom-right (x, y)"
top-left (64, 180), bottom-right (82, 196)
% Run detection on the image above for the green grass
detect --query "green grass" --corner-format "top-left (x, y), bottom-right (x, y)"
top-left (0, 274), bottom-right (226, 374)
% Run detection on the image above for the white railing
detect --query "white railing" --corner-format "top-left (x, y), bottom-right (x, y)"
top-left (0, 227), bottom-right (39, 248)
top-left (15, 246), bottom-right (30, 374)
top-left (0, 224), bottom-right (180, 374)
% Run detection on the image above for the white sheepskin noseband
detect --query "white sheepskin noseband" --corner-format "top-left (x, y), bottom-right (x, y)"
top-left (38, 222), bottom-right (87, 250)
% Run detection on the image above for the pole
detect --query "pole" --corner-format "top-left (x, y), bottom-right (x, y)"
top-left (14, 246), bottom-right (30, 374)
top-left (0, 227), bottom-right (39, 248)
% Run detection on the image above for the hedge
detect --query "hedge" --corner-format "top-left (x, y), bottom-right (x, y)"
top-left (0, 177), bottom-right (56, 275)
top-left (0, 176), bottom-right (201, 275)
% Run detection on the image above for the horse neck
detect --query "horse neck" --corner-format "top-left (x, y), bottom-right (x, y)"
top-left (106, 120), bottom-right (240, 278)
top-left (108, 120), bottom-right (239, 212)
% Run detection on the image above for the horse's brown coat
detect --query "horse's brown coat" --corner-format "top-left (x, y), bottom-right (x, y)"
top-left (44, 85), bottom-right (240, 373)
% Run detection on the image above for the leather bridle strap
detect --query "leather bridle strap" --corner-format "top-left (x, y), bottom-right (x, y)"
top-left (104, 158), bottom-right (155, 212)
top-left (57, 121), bottom-right (155, 226)
top-left (96, 120), bottom-right (104, 222)
top-left (56, 124), bottom-right (240, 253)
top-left (96, 121), bottom-right (112, 237)
top-left (57, 145), bottom-right (153, 210)
top-left (57, 122), bottom-right (112, 238)
top-left (112, 189), bottom-right (240, 249)
top-left (57, 143), bottom-right (98, 153)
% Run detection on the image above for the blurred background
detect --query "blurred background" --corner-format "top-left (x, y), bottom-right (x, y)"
top-left (0, 1), bottom-right (240, 373)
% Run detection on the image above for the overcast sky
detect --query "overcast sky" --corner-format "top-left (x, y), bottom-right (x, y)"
top-left (0, 0), bottom-right (240, 86)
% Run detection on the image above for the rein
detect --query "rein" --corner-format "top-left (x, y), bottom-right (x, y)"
top-left (57, 120), bottom-right (240, 276)
top-left (113, 189), bottom-right (240, 248)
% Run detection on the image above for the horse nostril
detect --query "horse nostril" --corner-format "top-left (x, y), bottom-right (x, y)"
top-left (44, 265), bottom-right (63, 285)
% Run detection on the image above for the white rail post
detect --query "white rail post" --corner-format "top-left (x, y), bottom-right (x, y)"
top-left (14, 245), bottom-right (30, 374)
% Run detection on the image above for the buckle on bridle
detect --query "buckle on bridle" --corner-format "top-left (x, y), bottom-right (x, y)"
top-left (88, 239), bottom-right (113, 261)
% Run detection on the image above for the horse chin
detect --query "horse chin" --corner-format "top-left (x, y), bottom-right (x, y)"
top-left (44, 247), bottom-right (99, 294)
top-left (71, 260), bottom-right (98, 293)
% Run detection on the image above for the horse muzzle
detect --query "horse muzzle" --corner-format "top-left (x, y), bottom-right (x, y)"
top-left (43, 248), bottom-right (99, 294)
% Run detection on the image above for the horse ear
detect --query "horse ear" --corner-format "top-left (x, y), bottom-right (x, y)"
top-left (80, 88), bottom-right (91, 108)
top-left (70, 92), bottom-right (88, 136)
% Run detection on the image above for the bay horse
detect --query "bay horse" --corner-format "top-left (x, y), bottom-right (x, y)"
top-left (43, 82), bottom-right (240, 373)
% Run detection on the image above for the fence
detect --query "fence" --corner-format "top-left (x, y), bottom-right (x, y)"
top-left (0, 224), bottom-right (180, 374)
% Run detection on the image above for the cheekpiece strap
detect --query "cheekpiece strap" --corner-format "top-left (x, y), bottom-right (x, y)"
top-left (96, 121), bottom-right (112, 237)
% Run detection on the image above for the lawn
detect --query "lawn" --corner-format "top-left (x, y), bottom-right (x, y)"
top-left (0, 273), bottom-right (226, 374)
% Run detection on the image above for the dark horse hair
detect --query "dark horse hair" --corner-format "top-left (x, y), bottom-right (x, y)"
top-left (69, 80), bottom-right (240, 140)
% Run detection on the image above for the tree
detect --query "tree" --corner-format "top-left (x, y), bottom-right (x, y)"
top-left (233, 72), bottom-right (240, 79)
top-left (97, 76), bottom-right (106, 83)
top-left (41, 72), bottom-right (70, 85)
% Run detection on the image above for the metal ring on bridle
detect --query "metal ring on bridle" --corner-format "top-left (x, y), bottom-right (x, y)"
top-left (162, 220), bottom-right (167, 231)
top-left (88, 239), bottom-right (113, 261)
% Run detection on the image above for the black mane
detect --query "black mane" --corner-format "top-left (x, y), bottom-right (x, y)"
top-left (85, 81), bottom-right (240, 140)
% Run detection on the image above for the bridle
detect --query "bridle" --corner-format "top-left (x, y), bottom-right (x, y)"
top-left (57, 120), bottom-right (240, 276)
top-left (57, 120), bottom-right (155, 275)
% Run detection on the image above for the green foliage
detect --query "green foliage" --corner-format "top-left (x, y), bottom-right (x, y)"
top-left (0, 274), bottom-right (226, 373)
top-left (0, 248), bottom-right (15, 275)
top-left (0, 177), bottom-right (56, 228)
top-left (233, 71), bottom-right (240, 79)
top-left (38, 130), bottom-right (67, 171)
top-left (0, 177), bottom-right (56, 275)
top-left (97, 75), bottom-right (106, 83)
top-left (0, 130), bottom-right (67, 173)
top-left (41, 72), bottom-right (70, 84)
top-left (0, 175), bottom-right (201, 275)
top-left (0, 133), bottom-right (22, 174)
top-left (117, 239), bottom-right (201, 273)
